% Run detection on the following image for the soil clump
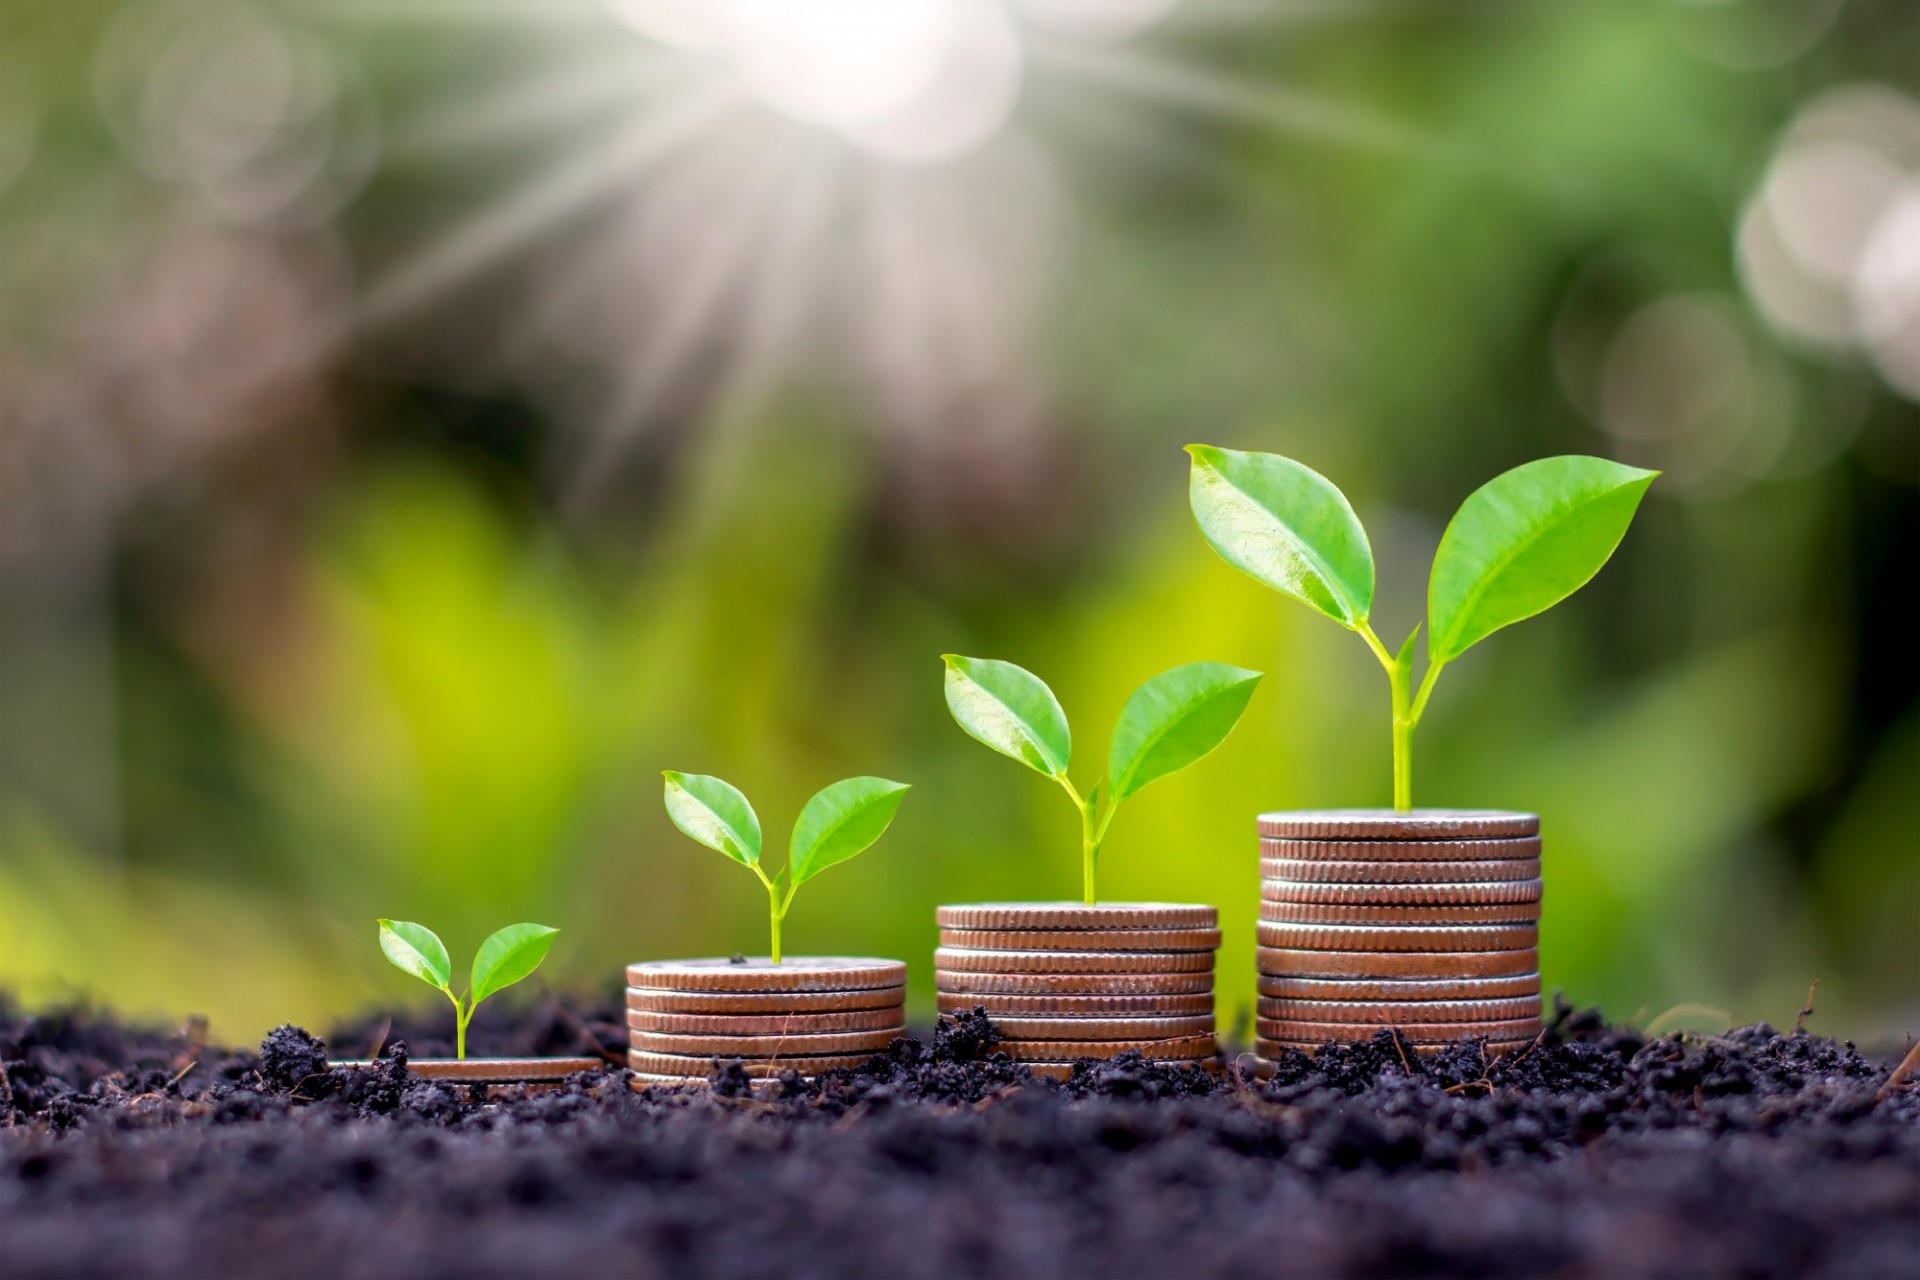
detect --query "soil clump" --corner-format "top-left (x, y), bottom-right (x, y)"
top-left (2, 996), bottom-right (1915, 1278)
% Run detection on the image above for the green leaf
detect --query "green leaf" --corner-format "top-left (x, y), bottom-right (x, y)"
top-left (788, 776), bottom-right (911, 888)
top-left (1428, 456), bottom-right (1658, 663)
top-left (941, 655), bottom-right (1071, 778)
top-left (1107, 662), bottom-right (1264, 801)
top-left (1394, 624), bottom-right (1422, 671)
top-left (378, 919), bottom-right (451, 991)
top-left (662, 771), bottom-right (763, 865)
top-left (1186, 445), bottom-right (1375, 628)
top-left (470, 922), bottom-right (559, 1004)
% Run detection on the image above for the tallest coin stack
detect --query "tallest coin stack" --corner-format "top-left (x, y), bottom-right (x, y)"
top-left (1253, 810), bottom-right (1544, 1061)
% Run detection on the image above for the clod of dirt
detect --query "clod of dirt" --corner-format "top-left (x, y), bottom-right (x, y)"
top-left (0, 994), bottom-right (1914, 1279)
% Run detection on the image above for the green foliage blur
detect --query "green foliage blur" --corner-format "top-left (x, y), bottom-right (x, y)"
top-left (1, 0), bottom-right (1914, 1044)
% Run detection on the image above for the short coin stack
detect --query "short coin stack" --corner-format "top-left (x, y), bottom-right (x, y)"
top-left (1255, 810), bottom-right (1543, 1061)
top-left (626, 957), bottom-right (906, 1087)
top-left (935, 903), bottom-right (1220, 1079)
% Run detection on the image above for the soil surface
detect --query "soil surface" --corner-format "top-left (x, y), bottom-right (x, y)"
top-left (1, 995), bottom-right (1915, 1279)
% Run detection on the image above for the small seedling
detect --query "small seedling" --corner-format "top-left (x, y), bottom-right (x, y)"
top-left (1186, 446), bottom-right (1657, 810)
top-left (942, 656), bottom-right (1263, 904)
top-left (376, 919), bottom-right (559, 1059)
top-left (661, 773), bottom-right (910, 964)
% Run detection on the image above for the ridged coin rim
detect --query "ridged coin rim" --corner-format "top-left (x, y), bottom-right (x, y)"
top-left (625, 985), bottom-right (905, 1014)
top-left (935, 903), bottom-right (1217, 930)
top-left (1257, 997), bottom-right (1542, 1023)
top-left (1256, 809), bottom-right (1538, 839)
top-left (933, 947), bottom-right (1214, 974)
top-left (1255, 922), bottom-right (1539, 952)
top-left (1259, 858), bottom-right (1539, 884)
top-left (1255, 946), bottom-right (1539, 979)
top-left (627, 1049), bottom-right (878, 1076)
top-left (1260, 901), bottom-right (1540, 925)
top-left (995, 1036), bottom-right (1216, 1061)
top-left (1255, 1017), bottom-right (1543, 1043)
top-left (625, 958), bottom-right (907, 992)
top-left (937, 928), bottom-right (1222, 953)
top-left (1256, 973), bottom-right (1541, 1000)
top-left (985, 1015), bottom-right (1214, 1040)
top-left (626, 1007), bottom-right (904, 1035)
top-left (1258, 836), bottom-right (1541, 862)
top-left (937, 971), bottom-right (1214, 995)
top-left (628, 1028), bottom-right (903, 1056)
top-left (937, 992), bottom-right (1214, 1016)
top-left (1261, 879), bottom-right (1543, 906)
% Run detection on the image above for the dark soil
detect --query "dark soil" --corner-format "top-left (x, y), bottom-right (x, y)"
top-left (2, 995), bottom-right (1916, 1279)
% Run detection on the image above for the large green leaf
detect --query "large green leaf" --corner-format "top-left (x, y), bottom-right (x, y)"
top-left (1428, 456), bottom-right (1658, 662)
top-left (662, 771), bottom-right (763, 865)
top-left (1108, 663), bottom-right (1265, 801)
top-left (377, 919), bottom-right (451, 991)
top-left (789, 777), bottom-right (911, 887)
top-left (470, 922), bottom-right (559, 1003)
top-left (941, 655), bottom-right (1071, 778)
top-left (1186, 445), bottom-right (1375, 628)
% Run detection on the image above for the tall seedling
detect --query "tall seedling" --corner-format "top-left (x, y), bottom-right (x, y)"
top-left (1186, 446), bottom-right (1656, 810)
top-left (661, 773), bottom-right (910, 964)
top-left (943, 657), bottom-right (1263, 904)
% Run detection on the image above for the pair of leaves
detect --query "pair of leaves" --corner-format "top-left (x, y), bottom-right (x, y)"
top-left (942, 655), bottom-right (1262, 801)
top-left (661, 772), bottom-right (910, 888)
top-left (1186, 445), bottom-right (1657, 662)
top-left (378, 919), bottom-right (558, 1004)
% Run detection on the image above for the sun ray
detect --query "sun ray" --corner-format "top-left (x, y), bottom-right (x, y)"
top-left (356, 82), bottom-right (742, 333)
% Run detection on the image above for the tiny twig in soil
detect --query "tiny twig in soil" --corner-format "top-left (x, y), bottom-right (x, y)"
top-left (543, 994), bottom-right (623, 1065)
top-left (362, 1017), bottom-right (392, 1060)
top-left (171, 1016), bottom-right (208, 1076)
top-left (1391, 1031), bottom-right (1414, 1076)
top-left (1874, 1038), bottom-right (1920, 1105)
top-left (168, 1060), bottom-right (199, 1089)
top-left (1794, 980), bottom-right (1820, 1034)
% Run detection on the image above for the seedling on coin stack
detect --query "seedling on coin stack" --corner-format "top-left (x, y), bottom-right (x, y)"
top-left (1185, 447), bottom-right (1657, 1062)
top-left (630, 773), bottom-right (911, 1087)
top-left (356, 919), bottom-right (600, 1086)
top-left (936, 656), bottom-right (1263, 1075)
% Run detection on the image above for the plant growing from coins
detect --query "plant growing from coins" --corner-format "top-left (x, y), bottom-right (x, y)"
top-left (376, 919), bottom-right (559, 1059)
top-left (942, 656), bottom-right (1263, 904)
top-left (1186, 447), bottom-right (1657, 810)
top-left (661, 772), bottom-right (910, 964)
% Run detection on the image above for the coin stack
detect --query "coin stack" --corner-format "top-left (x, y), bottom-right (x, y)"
top-left (625, 957), bottom-right (906, 1087)
top-left (1255, 810), bottom-right (1543, 1061)
top-left (934, 903), bottom-right (1220, 1079)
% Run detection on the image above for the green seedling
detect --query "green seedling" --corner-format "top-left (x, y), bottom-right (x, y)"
top-left (661, 772), bottom-right (910, 964)
top-left (1186, 446), bottom-right (1657, 810)
top-left (942, 656), bottom-right (1263, 904)
top-left (376, 919), bottom-right (559, 1059)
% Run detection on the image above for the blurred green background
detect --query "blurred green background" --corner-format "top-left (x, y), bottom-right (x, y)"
top-left (1, 0), bottom-right (1914, 1045)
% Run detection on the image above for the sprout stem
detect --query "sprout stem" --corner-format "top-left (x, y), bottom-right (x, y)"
top-left (1059, 777), bottom-right (1102, 904)
top-left (1358, 621), bottom-right (1446, 812)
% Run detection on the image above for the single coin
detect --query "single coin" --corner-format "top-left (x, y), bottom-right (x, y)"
top-left (1256, 809), bottom-right (1539, 840)
top-left (937, 992), bottom-right (1214, 1017)
top-left (1255, 946), bottom-right (1538, 979)
top-left (626, 985), bottom-right (905, 1014)
top-left (1261, 900), bottom-right (1539, 926)
top-left (938, 927), bottom-right (1222, 953)
top-left (628, 1027), bottom-right (902, 1056)
top-left (626, 1007), bottom-right (904, 1035)
top-left (1259, 857), bottom-right (1538, 884)
top-left (626, 957), bottom-right (907, 993)
top-left (937, 970), bottom-right (1214, 996)
top-left (1255, 921), bottom-right (1539, 952)
top-left (936, 902), bottom-right (1217, 930)
top-left (986, 1015), bottom-right (1214, 1041)
top-left (1256, 1017), bottom-right (1543, 1043)
top-left (336, 1057), bottom-right (604, 1083)
top-left (995, 1035), bottom-right (1215, 1061)
top-left (1257, 973), bottom-right (1541, 1000)
top-left (934, 947), bottom-right (1214, 975)
top-left (1258, 836), bottom-right (1541, 863)
top-left (627, 1049), bottom-right (877, 1078)
top-left (1255, 1037), bottom-right (1535, 1059)
top-left (1258, 996), bottom-right (1542, 1023)
top-left (1261, 879), bottom-right (1543, 906)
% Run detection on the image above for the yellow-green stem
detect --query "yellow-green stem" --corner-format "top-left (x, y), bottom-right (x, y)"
top-left (448, 989), bottom-right (470, 1060)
